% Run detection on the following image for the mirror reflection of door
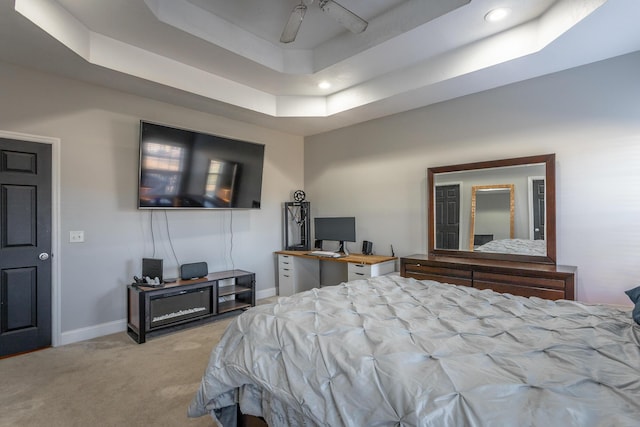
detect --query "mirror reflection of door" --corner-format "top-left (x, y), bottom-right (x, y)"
top-left (435, 184), bottom-right (460, 249)
top-left (469, 184), bottom-right (514, 250)
top-left (532, 179), bottom-right (545, 240)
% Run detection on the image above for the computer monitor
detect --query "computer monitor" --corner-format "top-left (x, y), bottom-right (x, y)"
top-left (314, 217), bottom-right (356, 254)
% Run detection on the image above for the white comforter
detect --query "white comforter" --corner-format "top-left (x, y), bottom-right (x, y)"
top-left (188, 275), bottom-right (640, 426)
top-left (475, 238), bottom-right (546, 256)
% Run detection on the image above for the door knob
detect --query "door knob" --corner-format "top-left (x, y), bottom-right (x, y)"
top-left (39, 252), bottom-right (49, 261)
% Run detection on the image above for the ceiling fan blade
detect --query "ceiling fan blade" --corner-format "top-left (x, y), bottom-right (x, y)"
top-left (318, 0), bottom-right (368, 34)
top-left (280, 3), bottom-right (307, 43)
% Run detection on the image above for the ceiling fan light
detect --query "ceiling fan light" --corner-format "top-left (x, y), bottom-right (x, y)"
top-left (319, 0), bottom-right (368, 34)
top-left (280, 4), bottom-right (307, 43)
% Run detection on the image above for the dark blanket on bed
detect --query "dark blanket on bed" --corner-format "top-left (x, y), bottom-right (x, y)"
top-left (189, 275), bottom-right (640, 426)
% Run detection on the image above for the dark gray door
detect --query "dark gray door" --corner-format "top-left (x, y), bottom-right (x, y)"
top-left (0, 137), bottom-right (52, 357)
top-left (532, 179), bottom-right (545, 240)
top-left (435, 184), bottom-right (460, 249)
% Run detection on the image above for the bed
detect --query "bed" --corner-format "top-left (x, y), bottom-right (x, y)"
top-left (188, 275), bottom-right (640, 426)
top-left (474, 238), bottom-right (547, 256)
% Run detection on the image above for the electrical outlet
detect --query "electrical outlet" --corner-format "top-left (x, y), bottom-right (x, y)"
top-left (69, 230), bottom-right (85, 243)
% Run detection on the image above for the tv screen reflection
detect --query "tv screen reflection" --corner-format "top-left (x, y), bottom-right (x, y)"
top-left (138, 122), bottom-right (264, 209)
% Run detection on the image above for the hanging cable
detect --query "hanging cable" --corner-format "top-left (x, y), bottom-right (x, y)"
top-left (229, 209), bottom-right (235, 272)
top-left (163, 210), bottom-right (181, 268)
top-left (150, 210), bottom-right (156, 257)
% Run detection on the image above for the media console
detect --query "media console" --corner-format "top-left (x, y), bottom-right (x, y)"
top-left (127, 269), bottom-right (255, 343)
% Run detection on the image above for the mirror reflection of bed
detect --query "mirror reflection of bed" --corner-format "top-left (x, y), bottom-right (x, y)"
top-left (474, 238), bottom-right (547, 256)
top-left (467, 181), bottom-right (547, 256)
top-left (432, 155), bottom-right (552, 263)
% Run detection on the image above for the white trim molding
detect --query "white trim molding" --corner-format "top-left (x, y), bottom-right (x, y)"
top-left (59, 319), bottom-right (127, 346)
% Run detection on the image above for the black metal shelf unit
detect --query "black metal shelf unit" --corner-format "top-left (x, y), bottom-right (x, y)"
top-left (284, 201), bottom-right (310, 250)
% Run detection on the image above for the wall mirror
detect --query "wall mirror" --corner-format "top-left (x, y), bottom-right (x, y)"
top-left (469, 184), bottom-right (514, 250)
top-left (428, 154), bottom-right (556, 264)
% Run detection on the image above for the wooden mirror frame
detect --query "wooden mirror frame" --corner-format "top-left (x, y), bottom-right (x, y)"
top-left (469, 184), bottom-right (515, 251)
top-left (428, 154), bottom-right (556, 264)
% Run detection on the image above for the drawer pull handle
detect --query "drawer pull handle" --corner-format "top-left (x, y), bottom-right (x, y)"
top-left (355, 273), bottom-right (365, 276)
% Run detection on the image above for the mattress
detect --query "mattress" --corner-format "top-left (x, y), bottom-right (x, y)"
top-left (188, 275), bottom-right (640, 426)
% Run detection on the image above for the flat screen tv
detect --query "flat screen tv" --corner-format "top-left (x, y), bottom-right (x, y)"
top-left (138, 121), bottom-right (265, 209)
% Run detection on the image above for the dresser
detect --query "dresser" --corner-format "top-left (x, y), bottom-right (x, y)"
top-left (401, 254), bottom-right (576, 300)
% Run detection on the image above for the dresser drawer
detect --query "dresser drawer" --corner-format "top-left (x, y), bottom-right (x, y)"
top-left (347, 260), bottom-right (395, 281)
top-left (348, 263), bottom-right (372, 281)
top-left (473, 280), bottom-right (565, 300)
top-left (400, 256), bottom-right (576, 301)
top-left (278, 254), bottom-right (294, 268)
top-left (402, 263), bottom-right (472, 287)
top-left (474, 271), bottom-right (566, 290)
top-left (473, 271), bottom-right (567, 300)
top-left (278, 271), bottom-right (295, 297)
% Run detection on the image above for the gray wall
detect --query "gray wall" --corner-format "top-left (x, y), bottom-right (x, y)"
top-left (305, 52), bottom-right (640, 306)
top-left (0, 62), bottom-right (304, 343)
top-left (3, 51), bottom-right (639, 344)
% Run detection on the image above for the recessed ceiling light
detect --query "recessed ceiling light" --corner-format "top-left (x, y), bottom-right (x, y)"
top-left (484, 7), bottom-right (511, 23)
top-left (318, 81), bottom-right (331, 90)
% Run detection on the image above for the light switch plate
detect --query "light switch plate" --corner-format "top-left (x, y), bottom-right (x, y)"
top-left (69, 230), bottom-right (84, 243)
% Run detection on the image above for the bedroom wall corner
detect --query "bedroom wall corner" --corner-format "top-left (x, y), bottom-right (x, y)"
top-left (304, 51), bottom-right (640, 306)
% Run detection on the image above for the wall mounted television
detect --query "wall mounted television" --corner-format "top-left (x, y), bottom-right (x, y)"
top-left (138, 121), bottom-right (265, 209)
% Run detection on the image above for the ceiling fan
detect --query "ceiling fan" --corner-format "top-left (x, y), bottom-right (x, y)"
top-left (280, 0), bottom-right (369, 43)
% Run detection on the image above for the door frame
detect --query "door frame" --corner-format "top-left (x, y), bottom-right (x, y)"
top-left (528, 175), bottom-right (545, 240)
top-left (0, 130), bottom-right (61, 347)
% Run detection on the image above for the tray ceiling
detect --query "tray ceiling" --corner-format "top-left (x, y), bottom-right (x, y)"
top-left (2, 0), bottom-right (640, 135)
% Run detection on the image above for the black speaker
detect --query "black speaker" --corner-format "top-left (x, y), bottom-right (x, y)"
top-left (142, 258), bottom-right (163, 282)
top-left (180, 262), bottom-right (208, 280)
top-left (362, 240), bottom-right (373, 255)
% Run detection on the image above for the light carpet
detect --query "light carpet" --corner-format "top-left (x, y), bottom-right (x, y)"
top-left (0, 314), bottom-right (241, 427)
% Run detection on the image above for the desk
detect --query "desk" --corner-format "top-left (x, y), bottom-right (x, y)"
top-left (275, 250), bottom-right (397, 296)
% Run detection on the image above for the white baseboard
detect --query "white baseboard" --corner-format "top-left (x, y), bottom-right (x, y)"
top-left (59, 319), bottom-right (127, 346)
top-left (58, 287), bottom-right (278, 346)
top-left (256, 286), bottom-right (277, 300)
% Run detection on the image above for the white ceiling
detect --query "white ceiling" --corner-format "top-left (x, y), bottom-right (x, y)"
top-left (1, 0), bottom-right (639, 136)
